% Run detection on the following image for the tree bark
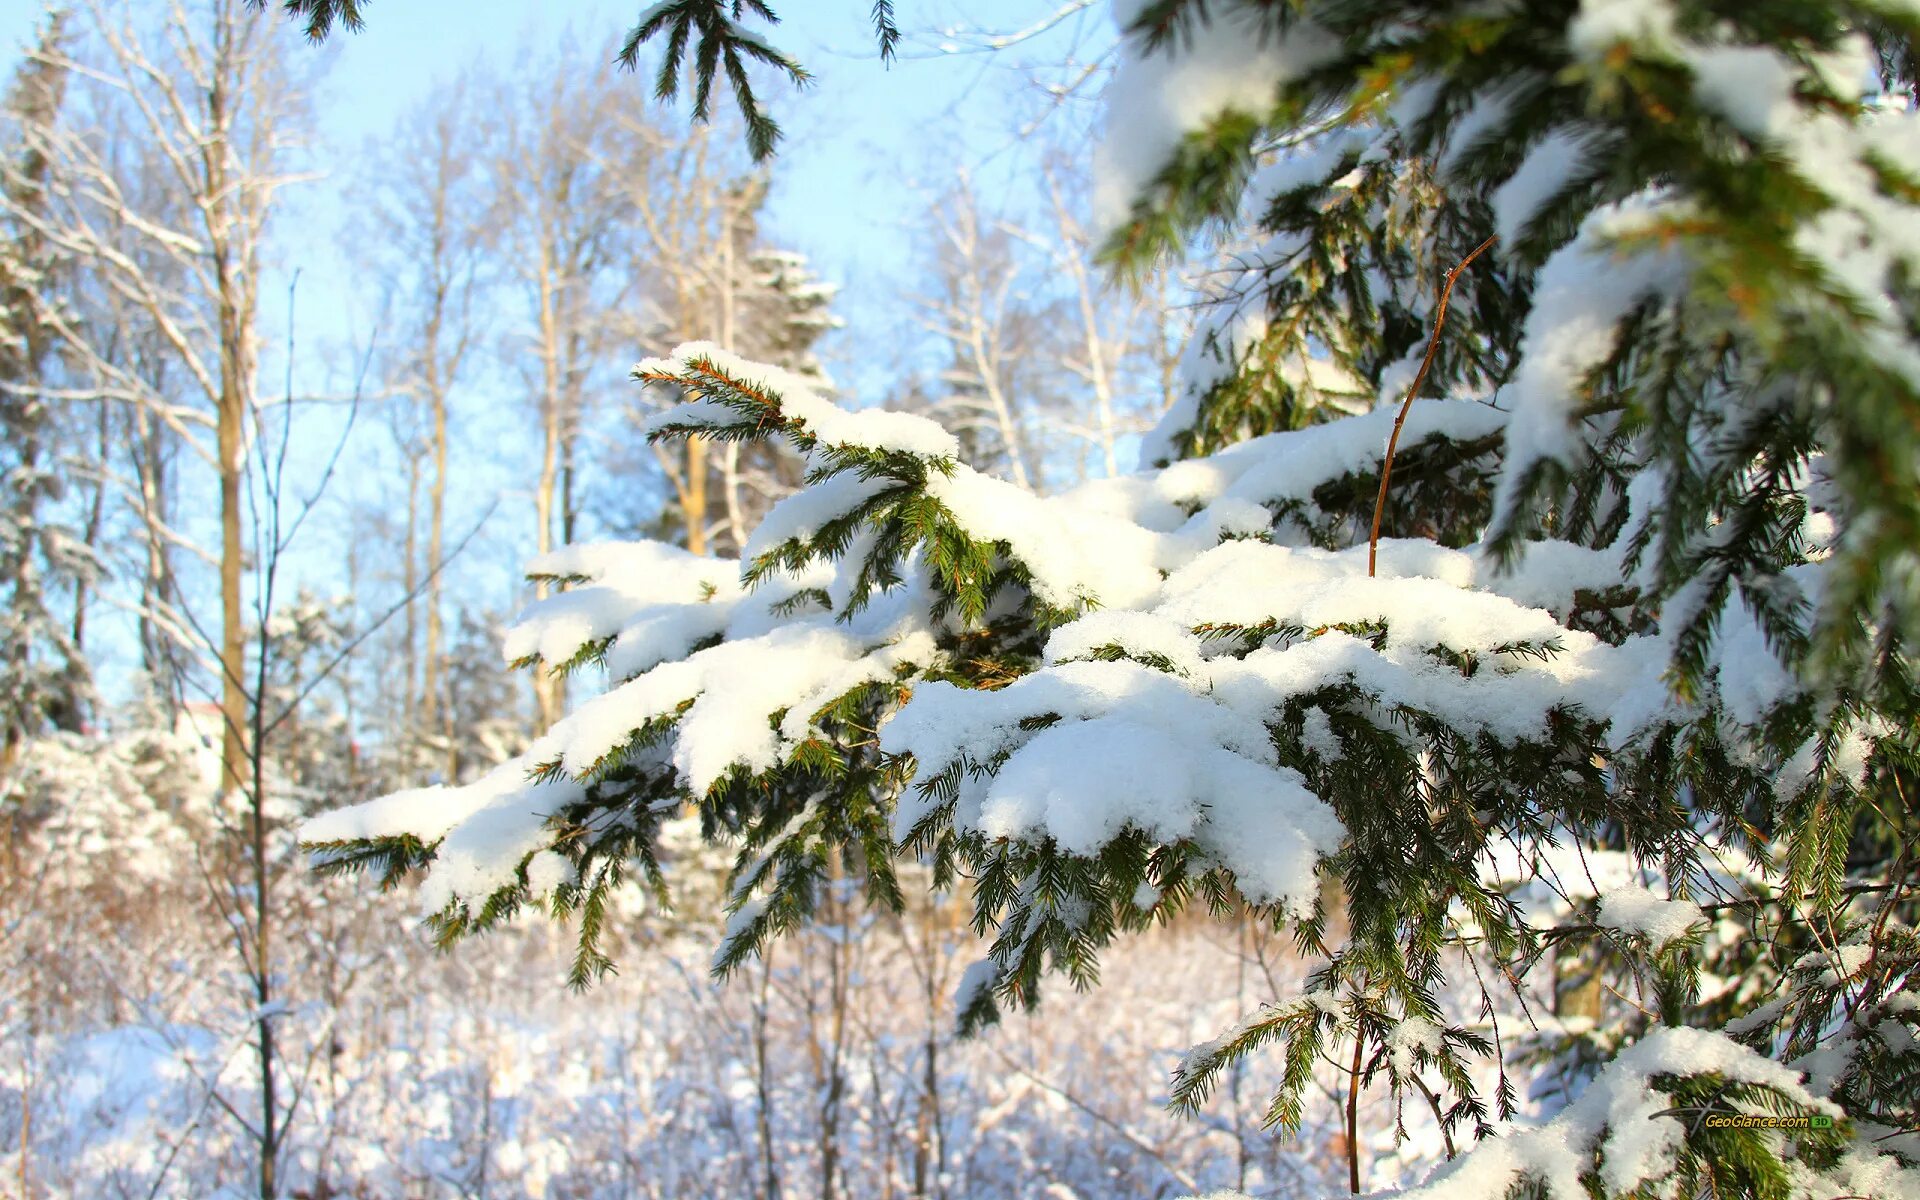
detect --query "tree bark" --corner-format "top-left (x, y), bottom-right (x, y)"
top-left (532, 262), bottom-right (562, 731)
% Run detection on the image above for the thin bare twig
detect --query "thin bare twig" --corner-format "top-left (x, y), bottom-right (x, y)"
top-left (1345, 1026), bottom-right (1365, 1194)
top-left (1368, 234), bottom-right (1497, 577)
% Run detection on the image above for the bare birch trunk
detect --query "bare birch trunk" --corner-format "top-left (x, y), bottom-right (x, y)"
top-left (532, 263), bottom-right (562, 731)
top-left (425, 381), bottom-right (447, 748)
top-left (401, 448), bottom-right (421, 716)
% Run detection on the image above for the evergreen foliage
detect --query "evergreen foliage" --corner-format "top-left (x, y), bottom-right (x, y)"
top-left (0, 11), bottom-right (92, 758)
top-left (304, 2), bottom-right (1920, 1197)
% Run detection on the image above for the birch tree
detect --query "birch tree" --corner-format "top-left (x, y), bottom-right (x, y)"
top-left (355, 73), bottom-right (486, 776)
top-left (912, 176), bottom-right (1050, 491)
top-left (480, 50), bottom-right (647, 731)
top-left (611, 123), bottom-right (840, 556)
top-left (12, 0), bottom-right (310, 789)
top-left (908, 164), bottom-right (1177, 491)
top-left (7, 5), bottom-right (314, 1194)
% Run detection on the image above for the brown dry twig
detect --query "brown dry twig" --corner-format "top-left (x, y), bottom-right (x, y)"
top-left (1368, 235), bottom-right (1498, 577)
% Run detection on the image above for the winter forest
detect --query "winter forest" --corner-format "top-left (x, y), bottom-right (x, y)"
top-left (3, 0), bottom-right (1918, 1197)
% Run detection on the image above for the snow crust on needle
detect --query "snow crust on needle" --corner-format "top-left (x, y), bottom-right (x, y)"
top-left (1211, 401), bottom-right (1506, 512)
top-left (642, 342), bottom-right (961, 460)
top-left (981, 717), bottom-right (1339, 908)
top-left (1494, 197), bottom-right (1690, 520)
top-left (927, 464), bottom-right (1164, 611)
top-left (1093, 1), bottom-right (1341, 234)
top-left (300, 755), bottom-right (582, 914)
top-left (1043, 610), bottom-right (1210, 679)
top-left (881, 656), bottom-right (1341, 911)
top-left (1394, 1026), bottom-right (1837, 1200)
top-left (1567, 0), bottom-right (1681, 62)
top-left (1491, 127), bottom-right (1616, 243)
top-left (1598, 883), bottom-right (1704, 949)
top-left (537, 619), bottom-right (933, 793)
top-left (506, 540), bottom-right (742, 668)
top-left (745, 473), bottom-right (893, 561)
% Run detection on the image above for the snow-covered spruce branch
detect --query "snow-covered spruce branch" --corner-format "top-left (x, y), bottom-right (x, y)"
top-left (300, 1), bottom-right (1920, 1195)
top-left (302, 335), bottom-right (1907, 1195)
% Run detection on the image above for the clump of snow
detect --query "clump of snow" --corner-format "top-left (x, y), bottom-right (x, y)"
top-left (1688, 45), bottom-right (1800, 140)
top-left (542, 618), bottom-right (934, 794)
top-left (1247, 128), bottom-right (1371, 211)
top-left (507, 540), bottom-right (743, 668)
top-left (297, 755), bottom-right (585, 915)
top-left (1043, 610), bottom-right (1209, 679)
top-left (1210, 400), bottom-right (1507, 515)
top-left (1473, 539), bottom-right (1625, 616)
top-left (1094, 2), bottom-right (1341, 234)
top-left (303, 782), bottom-right (477, 846)
top-left (882, 655), bottom-right (1341, 910)
top-left (1298, 707), bottom-right (1340, 759)
top-left (1387, 1016), bottom-right (1444, 1075)
top-left (1567, 0), bottom-right (1681, 63)
top-left (953, 956), bottom-right (1002, 1015)
top-left (927, 464), bottom-right (1165, 611)
top-left (744, 473), bottom-right (893, 561)
top-left (1440, 82), bottom-right (1524, 177)
top-left (642, 342), bottom-right (961, 460)
top-left (1598, 883), bottom-right (1703, 949)
top-left (974, 717), bottom-right (1339, 908)
top-left (1493, 196), bottom-right (1691, 523)
top-left (524, 538), bottom-right (735, 591)
top-left (885, 661), bottom-right (1252, 803)
top-left (603, 600), bottom-right (738, 681)
top-left (525, 850), bottom-right (575, 898)
top-left (1491, 127), bottom-right (1617, 243)
top-left (1396, 1026), bottom-right (1836, 1200)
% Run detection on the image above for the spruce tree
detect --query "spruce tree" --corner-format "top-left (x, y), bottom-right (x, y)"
top-left (0, 13), bottom-right (91, 761)
top-left (305, 2), bottom-right (1920, 1196)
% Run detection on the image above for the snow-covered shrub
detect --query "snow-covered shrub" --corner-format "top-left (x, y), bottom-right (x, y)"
top-left (306, 2), bottom-right (1920, 1197)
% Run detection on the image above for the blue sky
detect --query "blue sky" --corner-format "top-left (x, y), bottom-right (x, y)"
top-left (263, 0), bottom-right (1108, 379)
top-left (3, 0), bottom-right (1115, 386)
top-left (0, 1), bottom-right (1120, 700)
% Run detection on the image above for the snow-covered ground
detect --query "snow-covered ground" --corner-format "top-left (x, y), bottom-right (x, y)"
top-left (4, 866), bottom-right (1412, 1198)
top-left (1, 733), bottom-right (1423, 1199)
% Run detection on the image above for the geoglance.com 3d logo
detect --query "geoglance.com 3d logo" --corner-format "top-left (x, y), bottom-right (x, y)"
top-left (1701, 1114), bottom-right (1835, 1130)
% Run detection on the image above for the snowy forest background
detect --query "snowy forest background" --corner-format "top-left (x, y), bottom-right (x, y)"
top-left (6, 1), bottom-right (1919, 1199)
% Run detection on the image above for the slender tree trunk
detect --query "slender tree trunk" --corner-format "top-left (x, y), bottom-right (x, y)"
top-left (754, 944), bottom-right (781, 1200)
top-left (685, 434), bottom-right (708, 555)
top-left (532, 266), bottom-right (562, 731)
top-left (216, 285), bottom-right (247, 794)
top-left (71, 397), bottom-right (109, 666)
top-left (819, 869), bottom-right (850, 1200)
top-left (716, 204), bottom-right (747, 553)
top-left (401, 448), bottom-right (421, 717)
top-left (1069, 256), bottom-right (1119, 478)
top-left (561, 408), bottom-right (578, 546)
top-left (424, 380), bottom-right (447, 755)
top-left (136, 402), bottom-right (176, 710)
top-left (970, 323), bottom-right (1033, 492)
top-left (206, 15), bottom-right (274, 1190)
top-left (250, 617), bottom-right (278, 1200)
